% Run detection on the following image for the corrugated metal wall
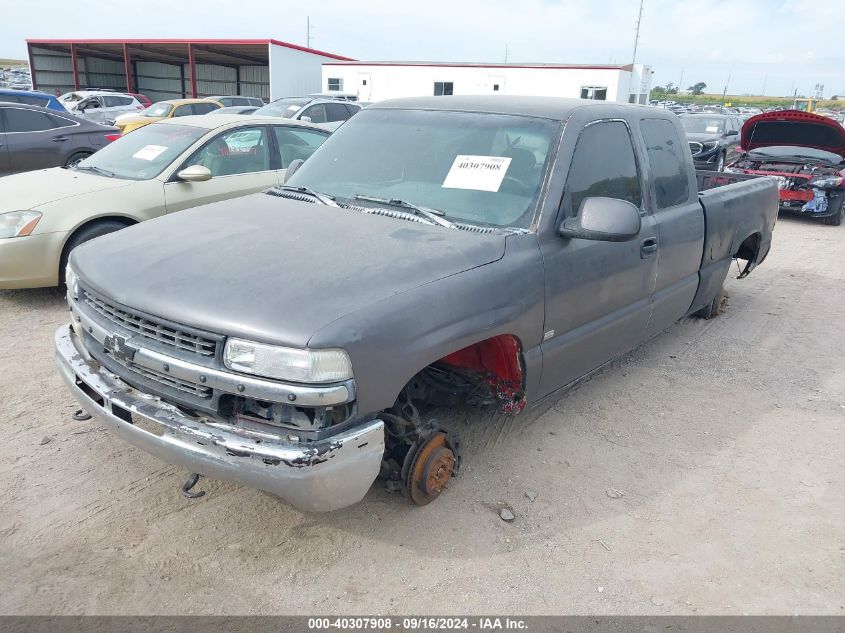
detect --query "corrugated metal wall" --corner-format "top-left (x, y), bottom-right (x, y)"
top-left (81, 56), bottom-right (124, 90)
top-left (237, 66), bottom-right (270, 100)
top-left (29, 46), bottom-right (74, 94)
top-left (136, 61), bottom-right (183, 102)
top-left (30, 44), bottom-right (272, 102)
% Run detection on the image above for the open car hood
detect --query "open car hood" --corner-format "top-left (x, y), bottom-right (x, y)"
top-left (741, 110), bottom-right (845, 159)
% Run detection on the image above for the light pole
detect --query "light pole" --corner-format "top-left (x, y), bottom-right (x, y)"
top-left (631, 0), bottom-right (645, 65)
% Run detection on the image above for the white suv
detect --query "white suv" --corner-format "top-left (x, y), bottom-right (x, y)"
top-left (59, 91), bottom-right (144, 125)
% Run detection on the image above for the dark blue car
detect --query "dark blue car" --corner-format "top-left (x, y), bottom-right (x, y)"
top-left (0, 88), bottom-right (67, 112)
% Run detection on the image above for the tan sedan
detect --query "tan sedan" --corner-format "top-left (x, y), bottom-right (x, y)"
top-left (0, 114), bottom-right (331, 289)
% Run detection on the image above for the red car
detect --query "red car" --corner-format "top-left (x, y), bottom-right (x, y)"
top-left (129, 92), bottom-right (152, 109)
top-left (726, 110), bottom-right (845, 225)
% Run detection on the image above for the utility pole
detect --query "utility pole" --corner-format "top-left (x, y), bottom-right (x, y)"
top-left (631, 0), bottom-right (645, 64)
top-left (721, 71), bottom-right (731, 106)
top-left (761, 74), bottom-right (767, 96)
top-left (306, 16), bottom-right (315, 48)
top-left (678, 66), bottom-right (684, 93)
top-left (504, 44), bottom-right (509, 63)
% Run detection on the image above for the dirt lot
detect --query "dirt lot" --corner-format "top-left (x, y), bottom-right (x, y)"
top-left (1, 216), bottom-right (843, 615)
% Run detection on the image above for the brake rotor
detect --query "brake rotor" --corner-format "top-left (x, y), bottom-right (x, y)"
top-left (403, 431), bottom-right (457, 506)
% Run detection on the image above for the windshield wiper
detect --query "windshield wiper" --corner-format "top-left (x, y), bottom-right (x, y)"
top-left (73, 164), bottom-right (116, 178)
top-left (273, 185), bottom-right (338, 206)
top-left (353, 194), bottom-right (454, 228)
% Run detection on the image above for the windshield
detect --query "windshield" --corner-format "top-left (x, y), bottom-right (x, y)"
top-left (748, 145), bottom-right (843, 164)
top-left (681, 117), bottom-right (726, 134)
top-left (286, 108), bottom-right (559, 229)
top-left (253, 98), bottom-right (310, 118)
top-left (75, 123), bottom-right (206, 180)
top-left (142, 103), bottom-right (173, 117)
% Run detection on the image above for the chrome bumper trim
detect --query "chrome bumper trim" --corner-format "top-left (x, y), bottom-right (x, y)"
top-left (55, 324), bottom-right (384, 513)
top-left (69, 299), bottom-right (354, 407)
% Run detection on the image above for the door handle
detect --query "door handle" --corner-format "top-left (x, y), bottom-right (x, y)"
top-left (641, 237), bottom-right (658, 258)
top-left (52, 136), bottom-right (69, 142)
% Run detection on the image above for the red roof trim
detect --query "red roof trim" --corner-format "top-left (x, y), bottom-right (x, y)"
top-left (322, 61), bottom-right (628, 70)
top-left (26, 38), bottom-right (353, 61)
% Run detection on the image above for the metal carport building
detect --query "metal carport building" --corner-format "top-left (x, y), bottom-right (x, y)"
top-left (25, 38), bottom-right (353, 102)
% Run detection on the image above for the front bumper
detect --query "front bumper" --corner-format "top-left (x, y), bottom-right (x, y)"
top-left (54, 324), bottom-right (385, 512)
top-left (0, 232), bottom-right (66, 289)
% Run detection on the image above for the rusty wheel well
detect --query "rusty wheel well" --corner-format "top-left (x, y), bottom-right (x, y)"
top-left (405, 334), bottom-right (527, 414)
top-left (735, 232), bottom-right (761, 262)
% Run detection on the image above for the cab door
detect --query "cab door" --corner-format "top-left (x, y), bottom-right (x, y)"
top-left (164, 125), bottom-right (280, 213)
top-left (537, 118), bottom-right (659, 397)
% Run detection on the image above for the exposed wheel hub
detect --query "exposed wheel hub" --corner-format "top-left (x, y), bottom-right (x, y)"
top-left (402, 430), bottom-right (461, 506)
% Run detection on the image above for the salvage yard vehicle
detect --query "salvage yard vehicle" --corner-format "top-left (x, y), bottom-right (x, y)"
top-left (115, 99), bottom-right (224, 133)
top-left (55, 96), bottom-right (778, 512)
top-left (60, 90), bottom-right (146, 125)
top-left (0, 88), bottom-right (68, 112)
top-left (680, 113), bottom-right (743, 171)
top-left (726, 110), bottom-right (845, 225)
top-left (253, 96), bottom-right (361, 130)
top-left (0, 102), bottom-right (118, 175)
top-left (0, 115), bottom-right (330, 288)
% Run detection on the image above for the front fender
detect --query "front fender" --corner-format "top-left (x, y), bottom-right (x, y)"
top-left (307, 234), bottom-right (546, 416)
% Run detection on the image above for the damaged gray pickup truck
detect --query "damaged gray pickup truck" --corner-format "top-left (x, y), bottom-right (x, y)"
top-left (55, 96), bottom-right (778, 512)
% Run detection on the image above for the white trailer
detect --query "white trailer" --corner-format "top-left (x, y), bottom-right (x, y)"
top-left (321, 61), bottom-right (653, 104)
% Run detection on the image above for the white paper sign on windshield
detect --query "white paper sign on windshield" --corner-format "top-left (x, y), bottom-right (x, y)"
top-left (442, 155), bottom-right (512, 192)
top-left (133, 145), bottom-right (168, 161)
top-left (705, 126), bottom-right (720, 133)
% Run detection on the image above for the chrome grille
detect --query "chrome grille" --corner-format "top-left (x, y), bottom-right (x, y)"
top-left (82, 290), bottom-right (217, 357)
top-left (124, 361), bottom-right (212, 398)
top-left (689, 141), bottom-right (703, 156)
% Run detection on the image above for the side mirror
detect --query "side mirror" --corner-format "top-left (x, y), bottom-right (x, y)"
top-left (725, 129), bottom-right (739, 136)
top-left (559, 197), bottom-right (641, 242)
top-left (300, 115), bottom-right (312, 123)
top-left (283, 159), bottom-right (304, 183)
top-left (176, 165), bottom-right (213, 182)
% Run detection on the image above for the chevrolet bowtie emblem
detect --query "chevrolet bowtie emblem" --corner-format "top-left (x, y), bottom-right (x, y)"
top-left (104, 333), bottom-right (138, 363)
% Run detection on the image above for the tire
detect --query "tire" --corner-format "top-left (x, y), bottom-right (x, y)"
top-left (821, 197), bottom-right (844, 226)
top-left (716, 152), bottom-right (726, 172)
top-left (694, 285), bottom-right (728, 319)
top-left (64, 152), bottom-right (91, 169)
top-left (58, 220), bottom-right (129, 286)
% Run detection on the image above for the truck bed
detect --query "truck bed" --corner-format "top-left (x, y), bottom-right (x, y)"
top-left (688, 169), bottom-right (779, 314)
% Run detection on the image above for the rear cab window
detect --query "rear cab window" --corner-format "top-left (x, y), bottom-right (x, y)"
top-left (640, 119), bottom-right (691, 208)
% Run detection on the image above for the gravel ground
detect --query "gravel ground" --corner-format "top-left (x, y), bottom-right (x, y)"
top-left (0, 215), bottom-right (843, 615)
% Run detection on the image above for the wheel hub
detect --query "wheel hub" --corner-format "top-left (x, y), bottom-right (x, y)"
top-left (403, 431), bottom-right (458, 506)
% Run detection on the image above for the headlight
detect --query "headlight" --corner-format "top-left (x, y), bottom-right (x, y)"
top-left (65, 262), bottom-right (79, 299)
top-left (702, 141), bottom-right (719, 152)
top-left (0, 210), bottom-right (42, 239)
top-left (808, 176), bottom-right (843, 190)
top-left (223, 338), bottom-right (353, 383)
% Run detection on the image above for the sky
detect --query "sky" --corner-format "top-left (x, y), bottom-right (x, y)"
top-left (2, 0), bottom-right (843, 97)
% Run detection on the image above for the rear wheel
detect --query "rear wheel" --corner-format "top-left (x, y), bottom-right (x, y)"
top-left (64, 152), bottom-right (91, 168)
top-left (58, 220), bottom-right (130, 286)
top-left (694, 285), bottom-right (728, 319)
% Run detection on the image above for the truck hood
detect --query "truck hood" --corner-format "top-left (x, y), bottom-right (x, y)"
top-left (0, 168), bottom-right (136, 212)
top-left (741, 110), bottom-right (845, 159)
top-left (72, 193), bottom-right (507, 348)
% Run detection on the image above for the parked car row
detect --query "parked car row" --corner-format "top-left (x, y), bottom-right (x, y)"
top-left (0, 102), bottom-right (118, 175)
top-left (0, 113), bottom-right (332, 288)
